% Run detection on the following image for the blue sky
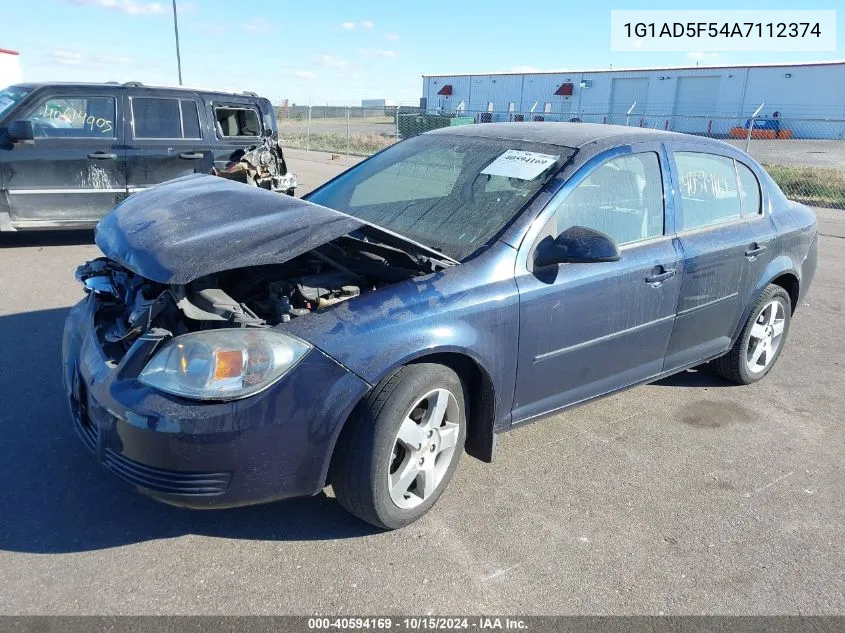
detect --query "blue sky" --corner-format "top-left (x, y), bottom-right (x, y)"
top-left (4, 0), bottom-right (841, 105)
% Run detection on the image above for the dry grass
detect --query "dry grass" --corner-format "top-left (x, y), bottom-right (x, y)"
top-left (278, 131), bottom-right (396, 156)
top-left (277, 116), bottom-right (394, 127)
top-left (764, 164), bottom-right (845, 209)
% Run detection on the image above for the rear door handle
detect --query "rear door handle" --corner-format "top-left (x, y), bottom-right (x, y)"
top-left (87, 151), bottom-right (117, 160)
top-left (645, 268), bottom-right (677, 285)
top-left (178, 152), bottom-right (204, 160)
top-left (745, 244), bottom-right (768, 259)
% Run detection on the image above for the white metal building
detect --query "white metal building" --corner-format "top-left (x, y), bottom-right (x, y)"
top-left (0, 48), bottom-right (21, 87)
top-left (361, 99), bottom-right (398, 108)
top-left (421, 60), bottom-right (845, 138)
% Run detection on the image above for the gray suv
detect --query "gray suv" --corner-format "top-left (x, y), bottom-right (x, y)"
top-left (0, 81), bottom-right (294, 231)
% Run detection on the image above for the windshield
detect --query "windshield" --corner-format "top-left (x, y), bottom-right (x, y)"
top-left (306, 134), bottom-right (575, 260)
top-left (0, 85), bottom-right (30, 120)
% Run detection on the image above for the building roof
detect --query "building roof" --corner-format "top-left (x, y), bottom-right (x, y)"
top-left (422, 59), bottom-right (845, 78)
top-left (425, 121), bottom-right (733, 150)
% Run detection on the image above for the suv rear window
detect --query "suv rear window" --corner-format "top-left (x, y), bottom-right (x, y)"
top-left (214, 106), bottom-right (260, 137)
top-left (132, 98), bottom-right (203, 139)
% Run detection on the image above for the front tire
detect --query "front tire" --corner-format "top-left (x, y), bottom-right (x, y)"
top-left (330, 364), bottom-right (467, 530)
top-left (715, 284), bottom-right (791, 384)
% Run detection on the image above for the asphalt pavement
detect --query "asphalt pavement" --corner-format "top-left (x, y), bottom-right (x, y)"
top-left (0, 154), bottom-right (842, 615)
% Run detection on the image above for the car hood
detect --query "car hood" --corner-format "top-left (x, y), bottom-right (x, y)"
top-left (95, 174), bottom-right (365, 284)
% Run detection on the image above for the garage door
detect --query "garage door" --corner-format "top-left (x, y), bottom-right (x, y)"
top-left (673, 76), bottom-right (721, 133)
top-left (609, 77), bottom-right (649, 124)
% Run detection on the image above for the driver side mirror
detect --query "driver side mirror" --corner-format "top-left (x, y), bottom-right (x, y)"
top-left (7, 120), bottom-right (34, 144)
top-left (534, 225), bottom-right (621, 268)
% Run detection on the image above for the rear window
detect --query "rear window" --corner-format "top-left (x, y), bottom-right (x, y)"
top-left (737, 161), bottom-right (762, 217)
top-left (180, 100), bottom-right (202, 139)
top-left (675, 152), bottom-right (741, 230)
top-left (132, 97), bottom-right (202, 139)
top-left (215, 106), bottom-right (261, 137)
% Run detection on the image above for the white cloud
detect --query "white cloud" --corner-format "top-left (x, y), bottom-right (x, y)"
top-left (509, 65), bottom-right (538, 73)
top-left (99, 54), bottom-right (133, 65)
top-left (70, 0), bottom-right (167, 15)
top-left (384, 33), bottom-right (399, 41)
top-left (687, 51), bottom-right (719, 61)
top-left (318, 54), bottom-right (349, 68)
top-left (359, 48), bottom-right (398, 59)
top-left (51, 50), bottom-right (84, 66)
top-left (295, 70), bottom-right (315, 79)
top-left (241, 18), bottom-right (271, 32)
top-left (341, 20), bottom-right (375, 30)
top-left (49, 50), bottom-right (136, 68)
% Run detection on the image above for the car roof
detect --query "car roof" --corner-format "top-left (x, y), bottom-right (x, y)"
top-left (425, 122), bottom-right (737, 152)
top-left (11, 82), bottom-right (263, 99)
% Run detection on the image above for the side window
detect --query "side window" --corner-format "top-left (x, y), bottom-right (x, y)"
top-left (550, 152), bottom-right (664, 246)
top-left (214, 106), bottom-right (261, 137)
top-left (180, 100), bottom-right (202, 139)
top-left (132, 97), bottom-right (181, 138)
top-left (350, 146), bottom-right (462, 206)
top-left (736, 161), bottom-right (762, 217)
top-left (25, 95), bottom-right (116, 138)
top-left (675, 152), bottom-right (741, 230)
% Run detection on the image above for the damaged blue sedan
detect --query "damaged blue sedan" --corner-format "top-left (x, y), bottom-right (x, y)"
top-left (63, 123), bottom-right (817, 529)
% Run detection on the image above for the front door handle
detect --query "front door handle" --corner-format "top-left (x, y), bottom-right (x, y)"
top-left (87, 151), bottom-right (117, 160)
top-left (645, 268), bottom-right (677, 285)
top-left (745, 243), bottom-right (768, 259)
top-left (178, 152), bottom-right (204, 160)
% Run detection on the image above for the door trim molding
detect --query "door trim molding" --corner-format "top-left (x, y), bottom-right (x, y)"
top-left (676, 291), bottom-right (739, 317)
top-left (534, 314), bottom-right (676, 362)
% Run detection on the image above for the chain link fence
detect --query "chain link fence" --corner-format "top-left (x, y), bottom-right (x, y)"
top-left (275, 105), bottom-right (845, 209)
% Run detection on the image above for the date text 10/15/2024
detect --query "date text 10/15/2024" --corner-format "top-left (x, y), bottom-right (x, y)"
top-left (307, 617), bottom-right (529, 630)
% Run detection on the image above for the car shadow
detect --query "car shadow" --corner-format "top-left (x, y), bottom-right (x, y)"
top-left (0, 308), bottom-right (379, 555)
top-left (652, 367), bottom-right (738, 388)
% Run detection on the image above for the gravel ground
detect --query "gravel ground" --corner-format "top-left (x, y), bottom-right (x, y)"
top-left (0, 153), bottom-right (842, 615)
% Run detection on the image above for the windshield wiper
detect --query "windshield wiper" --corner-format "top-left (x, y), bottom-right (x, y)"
top-left (358, 223), bottom-right (459, 267)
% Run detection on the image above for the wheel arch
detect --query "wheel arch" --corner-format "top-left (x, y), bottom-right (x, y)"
top-left (770, 271), bottom-right (799, 315)
top-left (325, 347), bottom-right (500, 490)
top-left (731, 256), bottom-right (800, 345)
top-left (404, 351), bottom-right (498, 464)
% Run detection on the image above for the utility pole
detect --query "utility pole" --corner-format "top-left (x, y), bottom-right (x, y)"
top-left (172, 0), bottom-right (183, 84)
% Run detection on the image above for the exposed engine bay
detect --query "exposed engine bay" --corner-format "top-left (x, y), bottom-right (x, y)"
top-left (77, 234), bottom-right (444, 358)
top-left (212, 130), bottom-right (297, 195)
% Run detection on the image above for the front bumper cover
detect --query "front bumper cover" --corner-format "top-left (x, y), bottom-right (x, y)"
top-left (61, 297), bottom-right (370, 508)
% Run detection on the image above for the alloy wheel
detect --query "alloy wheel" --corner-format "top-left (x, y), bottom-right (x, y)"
top-left (746, 299), bottom-right (786, 374)
top-left (387, 388), bottom-right (460, 509)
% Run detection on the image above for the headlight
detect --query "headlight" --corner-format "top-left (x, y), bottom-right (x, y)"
top-left (138, 329), bottom-right (311, 400)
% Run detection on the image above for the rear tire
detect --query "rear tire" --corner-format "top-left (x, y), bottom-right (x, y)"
top-left (715, 284), bottom-right (791, 385)
top-left (330, 364), bottom-right (467, 530)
